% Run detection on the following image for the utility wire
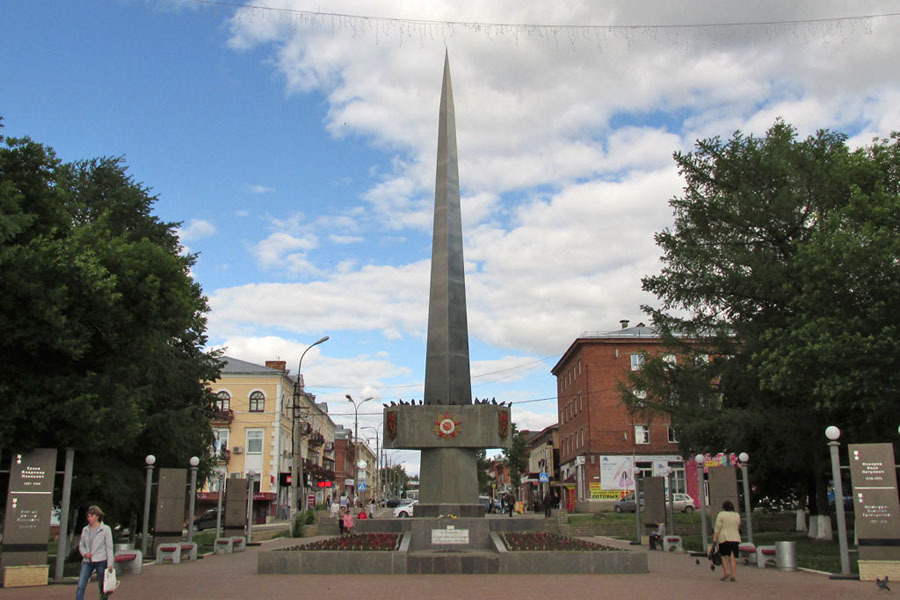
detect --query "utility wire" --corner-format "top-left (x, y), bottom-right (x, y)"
top-left (186, 0), bottom-right (899, 31)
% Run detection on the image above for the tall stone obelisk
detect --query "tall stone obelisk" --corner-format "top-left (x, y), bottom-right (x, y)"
top-left (383, 52), bottom-right (511, 518)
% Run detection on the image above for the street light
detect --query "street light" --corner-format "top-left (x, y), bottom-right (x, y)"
top-left (738, 452), bottom-right (753, 546)
top-left (187, 456), bottom-right (199, 543)
top-left (362, 424), bottom-right (383, 506)
top-left (292, 335), bottom-right (329, 520)
top-left (345, 394), bottom-right (373, 448)
top-left (666, 467), bottom-right (675, 536)
top-left (695, 453), bottom-right (709, 551)
top-left (826, 426), bottom-right (851, 577)
top-left (141, 454), bottom-right (156, 557)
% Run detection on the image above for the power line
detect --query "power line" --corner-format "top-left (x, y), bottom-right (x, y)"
top-left (185, 0), bottom-right (898, 32)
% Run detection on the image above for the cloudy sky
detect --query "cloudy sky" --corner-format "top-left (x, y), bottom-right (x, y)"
top-left (4, 1), bottom-right (900, 474)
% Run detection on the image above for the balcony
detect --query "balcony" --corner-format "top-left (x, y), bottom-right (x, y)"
top-left (308, 431), bottom-right (325, 448)
top-left (213, 449), bottom-right (230, 464)
top-left (211, 409), bottom-right (234, 424)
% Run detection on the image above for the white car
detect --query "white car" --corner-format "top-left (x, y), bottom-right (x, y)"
top-left (669, 493), bottom-right (695, 513)
top-left (393, 499), bottom-right (418, 518)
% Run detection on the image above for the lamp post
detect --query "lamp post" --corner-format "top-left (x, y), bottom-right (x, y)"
top-left (141, 454), bottom-right (156, 557)
top-left (826, 426), bottom-right (851, 577)
top-left (292, 335), bottom-right (329, 520)
top-left (215, 470), bottom-right (225, 539)
top-left (362, 425), bottom-right (383, 506)
top-left (695, 453), bottom-right (709, 551)
top-left (345, 394), bottom-right (373, 449)
top-left (738, 452), bottom-right (753, 546)
top-left (247, 470), bottom-right (256, 543)
top-left (187, 456), bottom-right (200, 543)
top-left (667, 467), bottom-right (676, 536)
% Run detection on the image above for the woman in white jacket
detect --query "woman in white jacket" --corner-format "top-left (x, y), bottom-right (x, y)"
top-left (76, 505), bottom-right (114, 600)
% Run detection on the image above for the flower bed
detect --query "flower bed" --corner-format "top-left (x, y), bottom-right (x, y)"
top-left (281, 533), bottom-right (400, 552)
top-left (499, 532), bottom-right (619, 552)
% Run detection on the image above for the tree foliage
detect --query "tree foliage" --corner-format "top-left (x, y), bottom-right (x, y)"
top-left (503, 424), bottom-right (529, 498)
top-left (0, 124), bottom-right (222, 525)
top-left (630, 121), bottom-right (900, 511)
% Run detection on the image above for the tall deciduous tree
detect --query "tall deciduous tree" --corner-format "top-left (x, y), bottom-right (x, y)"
top-left (0, 125), bottom-right (222, 525)
top-left (630, 121), bottom-right (900, 519)
top-left (503, 424), bottom-right (529, 499)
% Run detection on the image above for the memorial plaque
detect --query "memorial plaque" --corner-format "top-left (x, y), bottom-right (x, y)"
top-left (224, 478), bottom-right (248, 535)
top-left (431, 527), bottom-right (469, 545)
top-left (642, 477), bottom-right (666, 525)
top-left (849, 443), bottom-right (900, 561)
top-left (2, 448), bottom-right (57, 569)
top-left (153, 468), bottom-right (187, 552)
top-left (707, 466), bottom-right (739, 525)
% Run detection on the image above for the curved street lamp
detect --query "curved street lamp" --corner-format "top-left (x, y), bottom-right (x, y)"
top-left (291, 335), bottom-right (329, 519)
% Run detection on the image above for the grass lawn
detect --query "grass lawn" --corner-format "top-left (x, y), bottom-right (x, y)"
top-left (567, 511), bottom-right (857, 574)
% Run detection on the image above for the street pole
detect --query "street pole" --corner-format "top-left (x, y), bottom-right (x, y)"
top-left (215, 472), bottom-right (225, 538)
top-left (292, 335), bottom-right (329, 521)
top-left (825, 426), bottom-right (851, 577)
top-left (247, 471), bottom-right (256, 543)
top-left (738, 452), bottom-right (754, 546)
top-left (362, 425), bottom-right (382, 506)
top-left (187, 456), bottom-right (199, 544)
top-left (141, 454), bottom-right (156, 557)
top-left (54, 448), bottom-right (75, 581)
top-left (667, 467), bottom-right (675, 537)
top-left (695, 454), bottom-right (709, 552)
top-left (346, 393), bottom-right (373, 502)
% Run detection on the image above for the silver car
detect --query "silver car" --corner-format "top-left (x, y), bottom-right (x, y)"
top-left (393, 499), bottom-right (417, 518)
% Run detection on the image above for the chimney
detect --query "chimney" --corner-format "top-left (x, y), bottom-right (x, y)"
top-left (619, 320), bottom-right (629, 329)
top-left (265, 360), bottom-right (287, 372)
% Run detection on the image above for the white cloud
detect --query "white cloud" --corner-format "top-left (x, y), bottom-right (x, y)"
top-left (254, 232), bottom-right (319, 273)
top-left (176, 218), bottom-right (217, 242)
top-left (248, 184), bottom-right (275, 194)
top-left (329, 234), bottom-right (364, 244)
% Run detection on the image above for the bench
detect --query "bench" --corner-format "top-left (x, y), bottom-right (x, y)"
top-left (664, 536), bottom-right (683, 553)
top-left (738, 543), bottom-right (756, 565)
top-left (113, 550), bottom-right (143, 575)
top-left (214, 536), bottom-right (246, 554)
top-left (155, 542), bottom-right (198, 565)
top-left (756, 544), bottom-right (777, 568)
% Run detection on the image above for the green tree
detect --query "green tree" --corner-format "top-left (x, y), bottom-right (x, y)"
top-left (476, 448), bottom-right (490, 494)
top-left (502, 424), bottom-right (529, 499)
top-left (0, 125), bottom-right (222, 526)
top-left (631, 121), bottom-right (900, 514)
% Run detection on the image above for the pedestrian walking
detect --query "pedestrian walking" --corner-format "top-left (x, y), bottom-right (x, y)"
top-left (343, 507), bottom-right (355, 536)
top-left (713, 500), bottom-right (741, 582)
top-left (76, 505), bottom-right (114, 600)
top-left (338, 506), bottom-right (345, 536)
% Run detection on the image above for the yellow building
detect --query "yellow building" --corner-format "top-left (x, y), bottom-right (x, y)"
top-left (203, 356), bottom-right (335, 522)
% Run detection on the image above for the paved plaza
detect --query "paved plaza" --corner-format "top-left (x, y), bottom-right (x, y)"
top-left (0, 530), bottom-right (886, 600)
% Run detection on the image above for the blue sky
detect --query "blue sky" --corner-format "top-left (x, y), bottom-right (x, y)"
top-left (4, 0), bottom-right (900, 475)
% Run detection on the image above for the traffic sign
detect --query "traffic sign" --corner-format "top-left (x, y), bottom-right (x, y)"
top-left (358, 482), bottom-right (367, 491)
top-left (539, 472), bottom-right (550, 483)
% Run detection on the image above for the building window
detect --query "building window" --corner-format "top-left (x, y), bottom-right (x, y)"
top-left (668, 426), bottom-right (678, 444)
top-left (634, 425), bottom-right (650, 444)
top-left (249, 391), bottom-right (265, 412)
top-left (577, 359), bottom-right (582, 376)
top-left (579, 393), bottom-right (583, 413)
top-left (213, 429), bottom-right (229, 460)
top-left (663, 354), bottom-right (677, 366)
top-left (216, 391), bottom-right (230, 411)
top-left (630, 354), bottom-right (644, 371)
top-left (247, 430), bottom-right (263, 454)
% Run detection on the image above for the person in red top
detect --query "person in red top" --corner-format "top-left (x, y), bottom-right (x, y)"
top-left (357, 509), bottom-right (368, 520)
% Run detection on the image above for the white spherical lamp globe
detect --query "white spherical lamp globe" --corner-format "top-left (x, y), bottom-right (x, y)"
top-left (825, 426), bottom-right (841, 441)
top-left (695, 453), bottom-right (705, 464)
top-left (738, 452), bottom-right (749, 463)
top-left (190, 456), bottom-right (200, 467)
top-left (145, 454), bottom-right (156, 466)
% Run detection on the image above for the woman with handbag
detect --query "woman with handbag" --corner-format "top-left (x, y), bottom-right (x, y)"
top-left (76, 505), bottom-right (115, 600)
top-left (713, 500), bottom-right (741, 582)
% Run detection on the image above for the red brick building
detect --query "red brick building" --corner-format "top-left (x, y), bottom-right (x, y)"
top-left (551, 322), bottom-right (687, 507)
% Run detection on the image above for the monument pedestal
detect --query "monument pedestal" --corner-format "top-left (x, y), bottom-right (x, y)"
top-left (2, 565), bottom-right (48, 588)
top-left (416, 504), bottom-right (483, 519)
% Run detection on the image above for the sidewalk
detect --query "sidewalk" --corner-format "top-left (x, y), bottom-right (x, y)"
top-left (1, 534), bottom-right (885, 600)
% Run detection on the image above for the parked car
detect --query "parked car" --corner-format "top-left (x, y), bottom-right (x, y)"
top-left (614, 492), bottom-right (643, 513)
top-left (478, 495), bottom-right (493, 513)
top-left (192, 508), bottom-right (219, 531)
top-left (385, 497), bottom-right (402, 508)
top-left (669, 493), bottom-right (695, 513)
top-left (393, 499), bottom-right (418, 518)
